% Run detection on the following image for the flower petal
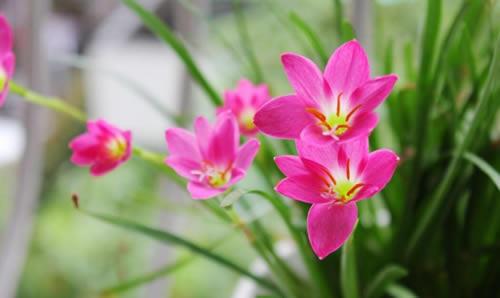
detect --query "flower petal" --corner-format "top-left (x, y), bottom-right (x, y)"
top-left (207, 112), bottom-right (238, 167)
top-left (187, 181), bottom-right (226, 200)
top-left (226, 167), bottom-right (246, 187)
top-left (165, 128), bottom-right (201, 162)
top-left (324, 40), bottom-right (370, 96)
top-left (0, 15), bottom-right (13, 56)
top-left (235, 139), bottom-right (260, 171)
top-left (339, 112), bottom-right (378, 143)
top-left (194, 116), bottom-right (213, 160)
top-left (254, 95), bottom-right (312, 139)
top-left (297, 139), bottom-right (341, 170)
top-left (336, 137), bottom-right (369, 177)
top-left (281, 52), bottom-right (324, 105)
top-left (165, 156), bottom-right (200, 180)
top-left (349, 75), bottom-right (398, 113)
top-left (361, 149), bottom-right (399, 189)
top-left (275, 175), bottom-right (329, 204)
top-left (300, 124), bottom-right (336, 146)
top-left (307, 202), bottom-right (358, 259)
top-left (90, 161), bottom-right (120, 176)
top-left (274, 155), bottom-right (308, 177)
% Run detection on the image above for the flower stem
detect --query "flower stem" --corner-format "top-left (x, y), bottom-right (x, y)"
top-left (10, 81), bottom-right (87, 122)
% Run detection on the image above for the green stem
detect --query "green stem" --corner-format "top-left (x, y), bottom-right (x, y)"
top-left (224, 206), bottom-right (295, 297)
top-left (10, 81), bottom-right (87, 122)
top-left (249, 190), bottom-right (331, 298)
top-left (9, 80), bottom-right (184, 186)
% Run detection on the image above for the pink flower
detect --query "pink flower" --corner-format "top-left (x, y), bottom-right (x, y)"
top-left (254, 40), bottom-right (397, 145)
top-left (218, 79), bottom-right (270, 137)
top-left (0, 15), bottom-right (16, 107)
top-left (69, 119), bottom-right (132, 176)
top-left (165, 112), bottom-right (260, 199)
top-left (274, 138), bottom-right (399, 259)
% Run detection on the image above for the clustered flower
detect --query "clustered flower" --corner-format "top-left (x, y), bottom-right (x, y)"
top-left (0, 15), bottom-right (15, 107)
top-left (0, 13), bottom-right (399, 259)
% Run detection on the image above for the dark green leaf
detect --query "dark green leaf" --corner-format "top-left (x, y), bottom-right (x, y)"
top-left (364, 265), bottom-right (408, 298)
top-left (463, 152), bottom-right (500, 191)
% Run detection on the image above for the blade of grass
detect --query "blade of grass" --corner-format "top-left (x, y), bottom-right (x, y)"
top-left (122, 0), bottom-right (222, 106)
top-left (233, 0), bottom-right (264, 83)
top-left (405, 38), bottom-right (500, 259)
top-left (341, 222), bottom-right (359, 298)
top-left (101, 231), bottom-right (236, 294)
top-left (289, 12), bottom-right (329, 66)
top-left (364, 265), bottom-right (408, 298)
top-left (340, 20), bottom-right (356, 43)
top-left (84, 210), bottom-right (283, 295)
top-left (462, 152), bottom-right (500, 191)
top-left (332, 0), bottom-right (344, 37)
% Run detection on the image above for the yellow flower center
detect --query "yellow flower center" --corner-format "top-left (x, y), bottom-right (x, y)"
top-left (106, 137), bottom-right (127, 160)
top-left (239, 109), bottom-right (256, 131)
top-left (191, 165), bottom-right (232, 188)
top-left (305, 93), bottom-right (362, 138)
top-left (0, 68), bottom-right (6, 90)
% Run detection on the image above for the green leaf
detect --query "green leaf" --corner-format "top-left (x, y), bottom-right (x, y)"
top-left (332, 0), bottom-right (344, 37)
top-left (405, 39), bottom-right (500, 259)
top-left (101, 231), bottom-right (236, 294)
top-left (364, 265), bottom-right (408, 298)
top-left (463, 152), bottom-right (500, 191)
top-left (121, 0), bottom-right (222, 106)
top-left (233, 0), bottom-right (264, 83)
top-left (289, 12), bottom-right (329, 66)
top-left (84, 210), bottom-right (281, 295)
top-left (386, 284), bottom-right (417, 298)
top-left (220, 189), bottom-right (248, 208)
top-left (340, 20), bottom-right (356, 42)
top-left (341, 222), bottom-right (359, 298)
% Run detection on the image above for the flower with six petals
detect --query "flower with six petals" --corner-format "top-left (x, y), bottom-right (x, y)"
top-left (274, 137), bottom-right (399, 259)
top-left (0, 15), bottom-right (15, 107)
top-left (254, 40), bottom-right (397, 145)
top-left (69, 119), bottom-right (132, 176)
top-left (165, 111), bottom-right (260, 199)
top-left (218, 79), bottom-right (271, 137)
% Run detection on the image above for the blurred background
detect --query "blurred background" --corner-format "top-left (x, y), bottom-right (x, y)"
top-left (0, 0), bottom-right (498, 297)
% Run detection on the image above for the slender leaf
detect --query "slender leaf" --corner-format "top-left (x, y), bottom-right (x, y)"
top-left (386, 284), bottom-right (417, 298)
top-left (122, 0), bottom-right (222, 106)
top-left (220, 189), bottom-right (248, 208)
top-left (341, 222), bottom-right (359, 298)
top-left (233, 0), bottom-right (264, 83)
top-left (463, 152), bottom-right (500, 191)
top-left (289, 12), bottom-right (329, 66)
top-left (101, 231), bottom-right (236, 294)
top-left (341, 20), bottom-right (356, 42)
top-left (332, 0), bottom-right (344, 37)
top-left (405, 39), bottom-right (500, 259)
top-left (84, 210), bottom-right (282, 295)
top-left (364, 265), bottom-right (408, 298)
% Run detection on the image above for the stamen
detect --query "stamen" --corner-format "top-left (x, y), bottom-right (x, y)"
top-left (336, 93), bottom-right (343, 116)
top-left (346, 183), bottom-right (364, 197)
top-left (345, 104), bottom-right (362, 122)
top-left (346, 159), bottom-right (351, 180)
top-left (306, 107), bottom-right (326, 122)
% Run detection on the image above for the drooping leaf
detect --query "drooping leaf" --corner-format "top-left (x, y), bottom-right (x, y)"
top-left (121, 0), bottom-right (222, 106)
top-left (84, 210), bottom-right (281, 295)
top-left (364, 264), bottom-right (408, 298)
top-left (463, 152), bottom-right (500, 191)
top-left (289, 12), bottom-right (329, 66)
